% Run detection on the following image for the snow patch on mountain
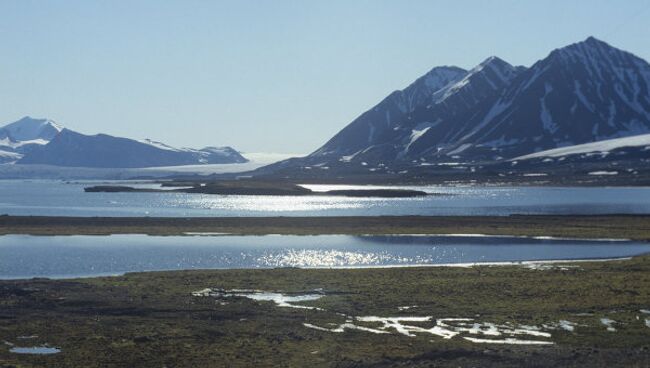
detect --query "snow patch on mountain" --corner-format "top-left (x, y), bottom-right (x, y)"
top-left (395, 66), bottom-right (468, 113)
top-left (1, 116), bottom-right (62, 141)
top-left (540, 83), bottom-right (558, 133)
top-left (460, 100), bottom-right (510, 142)
top-left (0, 150), bottom-right (22, 160)
top-left (515, 133), bottom-right (650, 160)
top-left (0, 138), bottom-right (49, 149)
top-left (140, 139), bottom-right (182, 152)
top-left (405, 121), bottom-right (440, 152)
top-left (0, 117), bottom-right (248, 168)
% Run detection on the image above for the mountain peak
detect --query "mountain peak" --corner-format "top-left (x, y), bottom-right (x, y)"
top-left (384, 65), bottom-right (466, 114)
top-left (478, 55), bottom-right (507, 67)
top-left (15, 115), bottom-right (60, 125)
top-left (583, 36), bottom-right (608, 47)
top-left (574, 36), bottom-right (612, 50)
top-left (430, 56), bottom-right (520, 104)
top-left (584, 35), bottom-right (598, 42)
top-left (549, 36), bottom-right (626, 61)
top-left (419, 65), bottom-right (467, 91)
top-left (472, 56), bottom-right (517, 77)
top-left (1, 116), bottom-right (63, 142)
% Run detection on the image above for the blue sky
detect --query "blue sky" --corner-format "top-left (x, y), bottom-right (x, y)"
top-left (1, 1), bottom-right (649, 153)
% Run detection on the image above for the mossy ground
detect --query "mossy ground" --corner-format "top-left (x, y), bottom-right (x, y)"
top-left (1, 256), bottom-right (650, 367)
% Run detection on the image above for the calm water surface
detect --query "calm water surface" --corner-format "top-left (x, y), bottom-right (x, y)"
top-left (1, 180), bottom-right (650, 216)
top-left (1, 234), bottom-right (648, 279)
top-left (9, 346), bottom-right (61, 355)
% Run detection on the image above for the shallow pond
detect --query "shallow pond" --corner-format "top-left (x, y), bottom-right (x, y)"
top-left (1, 234), bottom-right (649, 279)
top-left (9, 346), bottom-right (61, 355)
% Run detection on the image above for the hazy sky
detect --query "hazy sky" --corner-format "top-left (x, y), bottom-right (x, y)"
top-left (1, 1), bottom-right (649, 153)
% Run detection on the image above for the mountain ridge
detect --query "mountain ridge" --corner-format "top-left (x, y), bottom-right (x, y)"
top-left (0, 117), bottom-right (248, 167)
top-left (254, 36), bottom-right (650, 179)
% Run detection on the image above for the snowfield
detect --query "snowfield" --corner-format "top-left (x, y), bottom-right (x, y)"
top-left (514, 134), bottom-right (650, 160)
top-left (0, 151), bottom-right (302, 179)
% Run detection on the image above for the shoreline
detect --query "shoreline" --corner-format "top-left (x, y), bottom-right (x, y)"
top-left (2, 214), bottom-right (650, 240)
top-left (0, 256), bottom-right (638, 282)
top-left (2, 254), bottom-right (649, 367)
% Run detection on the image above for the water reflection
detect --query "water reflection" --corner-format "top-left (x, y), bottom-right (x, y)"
top-left (1, 181), bottom-right (650, 216)
top-left (9, 346), bottom-right (61, 355)
top-left (0, 234), bottom-right (648, 279)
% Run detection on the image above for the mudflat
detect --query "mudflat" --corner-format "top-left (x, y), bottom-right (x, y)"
top-left (1, 215), bottom-right (650, 240)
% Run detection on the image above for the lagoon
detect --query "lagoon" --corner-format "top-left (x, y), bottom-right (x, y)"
top-left (1, 234), bottom-right (649, 279)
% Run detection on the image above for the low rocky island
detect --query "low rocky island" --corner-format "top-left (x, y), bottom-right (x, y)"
top-left (84, 181), bottom-right (429, 198)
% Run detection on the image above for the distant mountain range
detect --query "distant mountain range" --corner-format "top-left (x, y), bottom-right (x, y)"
top-left (0, 117), bottom-right (247, 168)
top-left (257, 37), bottom-right (650, 182)
top-left (4, 36), bottom-right (649, 181)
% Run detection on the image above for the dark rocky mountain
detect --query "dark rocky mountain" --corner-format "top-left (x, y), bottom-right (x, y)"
top-left (17, 129), bottom-right (247, 168)
top-left (257, 37), bottom-right (650, 178)
top-left (444, 36), bottom-right (650, 160)
top-left (0, 117), bottom-right (247, 167)
top-left (310, 66), bottom-right (467, 159)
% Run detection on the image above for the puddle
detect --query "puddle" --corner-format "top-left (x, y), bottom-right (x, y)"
top-left (303, 322), bottom-right (389, 335)
top-left (524, 263), bottom-right (581, 271)
top-left (304, 317), bottom-right (554, 344)
top-left (558, 320), bottom-right (577, 332)
top-left (463, 337), bottom-right (553, 345)
top-left (543, 320), bottom-right (578, 332)
top-left (10, 346), bottom-right (61, 355)
top-left (600, 318), bottom-right (617, 332)
top-left (183, 232), bottom-right (232, 236)
top-left (640, 311), bottom-right (650, 328)
top-left (193, 288), bottom-right (650, 345)
top-left (398, 305), bottom-right (418, 311)
top-left (195, 288), bottom-right (559, 344)
top-left (192, 288), bottom-right (324, 310)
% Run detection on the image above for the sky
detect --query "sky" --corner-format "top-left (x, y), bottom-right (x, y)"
top-left (1, 1), bottom-right (649, 154)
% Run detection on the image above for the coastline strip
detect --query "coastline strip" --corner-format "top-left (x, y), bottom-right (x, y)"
top-left (1, 215), bottom-right (650, 240)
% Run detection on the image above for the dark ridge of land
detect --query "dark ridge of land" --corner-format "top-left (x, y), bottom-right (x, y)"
top-left (83, 183), bottom-right (428, 197)
top-left (1, 255), bottom-right (649, 367)
top-left (1, 215), bottom-right (650, 240)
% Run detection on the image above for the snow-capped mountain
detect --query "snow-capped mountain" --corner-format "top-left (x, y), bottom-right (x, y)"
top-left (17, 129), bottom-right (247, 168)
top-left (310, 66), bottom-right (467, 159)
top-left (0, 117), bottom-right (63, 162)
top-left (393, 56), bottom-right (523, 161)
top-left (0, 116), bottom-right (62, 142)
top-left (259, 37), bottom-right (650, 177)
top-left (445, 36), bottom-right (650, 160)
top-left (515, 133), bottom-right (650, 160)
top-left (0, 117), bottom-right (247, 167)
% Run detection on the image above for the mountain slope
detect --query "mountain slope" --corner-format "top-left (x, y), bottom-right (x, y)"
top-left (395, 56), bottom-right (523, 161)
top-left (0, 116), bottom-right (62, 142)
top-left (0, 117), bottom-right (64, 163)
top-left (448, 37), bottom-right (650, 159)
top-left (17, 129), bottom-right (247, 168)
top-left (311, 66), bottom-right (467, 160)
top-left (257, 37), bottom-right (650, 179)
top-left (515, 133), bottom-right (650, 160)
top-left (0, 117), bottom-right (248, 167)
